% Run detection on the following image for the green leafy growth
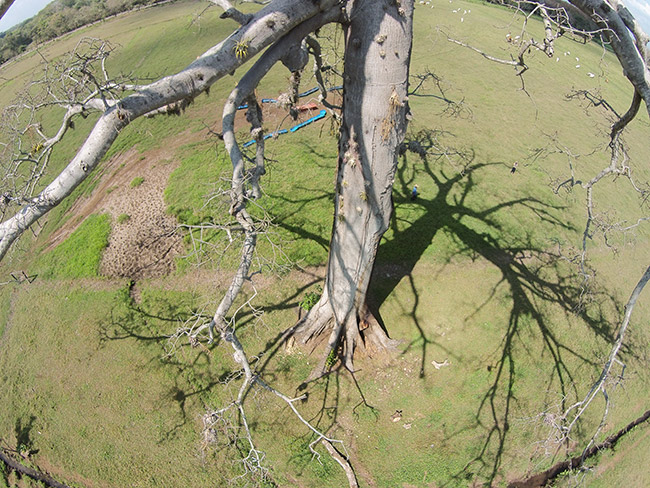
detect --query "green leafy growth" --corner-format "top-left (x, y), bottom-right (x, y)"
top-left (299, 285), bottom-right (322, 311)
top-left (130, 176), bottom-right (144, 188)
top-left (325, 349), bottom-right (337, 368)
top-left (35, 213), bottom-right (111, 279)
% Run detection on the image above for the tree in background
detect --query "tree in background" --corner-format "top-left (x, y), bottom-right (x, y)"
top-left (0, 0), bottom-right (163, 63)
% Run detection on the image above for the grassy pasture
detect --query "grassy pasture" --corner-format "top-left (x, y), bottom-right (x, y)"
top-left (1, 0), bottom-right (650, 487)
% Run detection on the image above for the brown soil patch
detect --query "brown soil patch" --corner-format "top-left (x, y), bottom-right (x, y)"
top-left (98, 147), bottom-right (184, 279)
top-left (42, 96), bottom-right (332, 281)
top-left (45, 139), bottom-right (186, 280)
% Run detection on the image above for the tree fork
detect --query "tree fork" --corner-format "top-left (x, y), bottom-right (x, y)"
top-left (198, 8), bottom-right (344, 342)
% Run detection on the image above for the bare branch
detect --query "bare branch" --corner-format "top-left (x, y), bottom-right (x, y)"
top-left (567, 0), bottom-right (650, 118)
top-left (210, 0), bottom-right (254, 25)
top-left (446, 34), bottom-right (523, 69)
top-left (174, 280), bottom-right (349, 483)
top-left (0, 0), bottom-right (344, 262)
top-left (566, 264), bottom-right (650, 431)
top-left (610, 89), bottom-right (642, 140)
top-left (206, 6), bottom-right (341, 342)
top-left (321, 439), bottom-right (359, 488)
top-left (305, 35), bottom-right (343, 113)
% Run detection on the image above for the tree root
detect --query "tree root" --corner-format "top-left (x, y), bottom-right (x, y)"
top-left (508, 408), bottom-right (650, 488)
top-left (0, 448), bottom-right (70, 488)
top-left (291, 298), bottom-right (399, 376)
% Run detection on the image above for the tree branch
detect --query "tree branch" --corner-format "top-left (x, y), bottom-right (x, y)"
top-left (0, 0), bottom-right (16, 23)
top-left (561, 265), bottom-right (650, 439)
top-left (210, 0), bottom-right (254, 25)
top-left (0, 447), bottom-right (70, 488)
top-left (568, 0), bottom-right (650, 118)
top-left (207, 5), bottom-right (341, 341)
top-left (0, 0), bottom-right (344, 261)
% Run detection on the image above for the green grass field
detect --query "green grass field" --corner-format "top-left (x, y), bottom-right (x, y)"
top-left (1, 0), bottom-right (650, 487)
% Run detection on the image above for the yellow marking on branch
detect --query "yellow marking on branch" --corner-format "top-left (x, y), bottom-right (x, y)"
top-left (233, 39), bottom-right (250, 60)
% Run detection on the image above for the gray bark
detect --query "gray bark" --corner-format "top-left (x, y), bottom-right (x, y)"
top-left (209, 8), bottom-right (342, 340)
top-left (294, 0), bottom-right (414, 368)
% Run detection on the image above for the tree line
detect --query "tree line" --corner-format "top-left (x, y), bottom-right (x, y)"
top-left (0, 0), bottom-right (164, 64)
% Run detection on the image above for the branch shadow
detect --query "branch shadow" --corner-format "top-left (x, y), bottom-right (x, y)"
top-left (95, 287), bottom-right (229, 440)
top-left (98, 286), bottom-right (198, 345)
top-left (365, 129), bottom-right (619, 484)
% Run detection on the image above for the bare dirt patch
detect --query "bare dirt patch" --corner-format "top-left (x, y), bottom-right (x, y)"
top-left (99, 147), bottom-right (185, 279)
top-left (45, 140), bottom-right (186, 280)
top-left (43, 98), bottom-right (332, 281)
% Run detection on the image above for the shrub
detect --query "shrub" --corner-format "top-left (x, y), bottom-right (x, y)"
top-left (299, 286), bottom-right (322, 311)
top-left (130, 176), bottom-right (145, 188)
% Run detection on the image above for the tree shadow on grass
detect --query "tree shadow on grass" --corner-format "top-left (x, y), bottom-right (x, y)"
top-left (14, 416), bottom-right (37, 455)
top-left (98, 286), bottom-right (199, 345)
top-left (235, 126), bottom-right (619, 484)
top-left (97, 288), bottom-right (226, 439)
top-left (264, 185), bottom-right (334, 256)
top-left (366, 129), bottom-right (619, 484)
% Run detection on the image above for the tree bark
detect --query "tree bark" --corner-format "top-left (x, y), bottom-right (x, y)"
top-left (293, 0), bottom-right (414, 369)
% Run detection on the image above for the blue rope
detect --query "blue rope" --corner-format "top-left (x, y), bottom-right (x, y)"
top-left (242, 110), bottom-right (327, 147)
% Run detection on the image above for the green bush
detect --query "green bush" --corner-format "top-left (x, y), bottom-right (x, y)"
top-left (299, 286), bottom-right (322, 311)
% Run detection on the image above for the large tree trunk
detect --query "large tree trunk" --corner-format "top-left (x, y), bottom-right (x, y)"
top-left (293, 0), bottom-right (414, 369)
top-left (566, 0), bottom-right (650, 116)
